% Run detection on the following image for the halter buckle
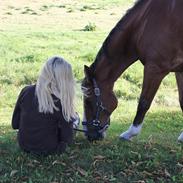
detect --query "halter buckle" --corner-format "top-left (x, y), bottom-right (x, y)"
top-left (94, 88), bottom-right (100, 96)
top-left (93, 120), bottom-right (100, 127)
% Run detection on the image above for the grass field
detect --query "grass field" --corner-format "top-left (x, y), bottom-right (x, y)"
top-left (0, 0), bottom-right (183, 182)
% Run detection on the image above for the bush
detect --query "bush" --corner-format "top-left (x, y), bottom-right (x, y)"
top-left (83, 23), bottom-right (96, 31)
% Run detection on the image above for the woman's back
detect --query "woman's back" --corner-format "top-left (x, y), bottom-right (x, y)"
top-left (12, 56), bottom-right (78, 155)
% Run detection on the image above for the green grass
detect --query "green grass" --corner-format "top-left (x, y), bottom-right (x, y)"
top-left (0, 0), bottom-right (183, 182)
top-left (1, 108), bottom-right (183, 183)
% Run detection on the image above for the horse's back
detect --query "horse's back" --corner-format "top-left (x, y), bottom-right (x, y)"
top-left (137, 0), bottom-right (183, 71)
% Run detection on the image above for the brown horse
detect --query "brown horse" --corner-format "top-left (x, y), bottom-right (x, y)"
top-left (82, 0), bottom-right (183, 141)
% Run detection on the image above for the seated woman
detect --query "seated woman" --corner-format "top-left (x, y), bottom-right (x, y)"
top-left (12, 56), bottom-right (80, 155)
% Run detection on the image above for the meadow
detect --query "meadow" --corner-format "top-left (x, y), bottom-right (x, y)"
top-left (0, 0), bottom-right (183, 182)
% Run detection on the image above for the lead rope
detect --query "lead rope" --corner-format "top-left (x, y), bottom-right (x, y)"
top-left (73, 128), bottom-right (87, 133)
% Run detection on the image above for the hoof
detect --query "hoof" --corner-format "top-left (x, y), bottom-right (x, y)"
top-left (119, 131), bottom-right (133, 141)
top-left (119, 131), bottom-right (137, 141)
top-left (119, 124), bottom-right (143, 141)
top-left (178, 132), bottom-right (183, 142)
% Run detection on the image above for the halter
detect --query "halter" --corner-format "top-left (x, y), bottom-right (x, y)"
top-left (74, 78), bottom-right (110, 138)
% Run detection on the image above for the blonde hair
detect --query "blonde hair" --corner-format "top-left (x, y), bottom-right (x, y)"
top-left (35, 56), bottom-right (76, 121)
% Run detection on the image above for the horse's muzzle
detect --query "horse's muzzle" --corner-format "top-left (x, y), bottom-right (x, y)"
top-left (86, 130), bottom-right (105, 142)
top-left (82, 119), bottom-right (109, 141)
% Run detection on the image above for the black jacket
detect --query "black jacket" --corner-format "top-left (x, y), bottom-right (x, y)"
top-left (12, 85), bottom-right (73, 155)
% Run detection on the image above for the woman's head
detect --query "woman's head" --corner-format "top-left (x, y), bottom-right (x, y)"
top-left (35, 56), bottom-right (76, 121)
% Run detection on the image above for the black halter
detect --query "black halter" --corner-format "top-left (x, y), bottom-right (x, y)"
top-left (78, 78), bottom-right (110, 137)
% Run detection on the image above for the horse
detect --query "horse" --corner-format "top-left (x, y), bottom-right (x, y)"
top-left (81, 0), bottom-right (183, 142)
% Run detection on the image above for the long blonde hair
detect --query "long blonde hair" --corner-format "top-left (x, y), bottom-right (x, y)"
top-left (35, 56), bottom-right (76, 121)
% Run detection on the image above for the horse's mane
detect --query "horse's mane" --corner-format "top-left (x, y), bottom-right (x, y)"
top-left (90, 0), bottom-right (151, 72)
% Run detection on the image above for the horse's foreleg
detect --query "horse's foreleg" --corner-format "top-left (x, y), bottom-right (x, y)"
top-left (175, 72), bottom-right (183, 142)
top-left (120, 65), bottom-right (167, 140)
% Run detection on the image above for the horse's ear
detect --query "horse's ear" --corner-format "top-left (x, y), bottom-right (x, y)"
top-left (84, 65), bottom-right (92, 80)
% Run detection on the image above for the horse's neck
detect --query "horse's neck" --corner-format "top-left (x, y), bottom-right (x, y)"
top-left (94, 53), bottom-right (138, 85)
top-left (92, 0), bottom-right (153, 87)
top-left (93, 28), bottom-right (139, 83)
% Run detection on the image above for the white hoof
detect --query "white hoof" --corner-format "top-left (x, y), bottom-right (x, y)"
top-left (178, 132), bottom-right (183, 142)
top-left (119, 124), bottom-right (143, 141)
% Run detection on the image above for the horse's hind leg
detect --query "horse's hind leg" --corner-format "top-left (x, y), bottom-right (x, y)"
top-left (175, 72), bottom-right (183, 142)
top-left (120, 65), bottom-right (167, 140)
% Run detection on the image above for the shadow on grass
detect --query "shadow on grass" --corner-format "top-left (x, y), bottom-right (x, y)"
top-left (0, 109), bottom-right (183, 182)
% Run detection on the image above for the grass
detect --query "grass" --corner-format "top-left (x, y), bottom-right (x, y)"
top-left (0, 0), bottom-right (183, 182)
top-left (83, 23), bottom-right (97, 31)
top-left (1, 109), bottom-right (183, 182)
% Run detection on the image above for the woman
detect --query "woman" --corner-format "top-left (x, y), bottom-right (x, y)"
top-left (12, 56), bottom-right (80, 155)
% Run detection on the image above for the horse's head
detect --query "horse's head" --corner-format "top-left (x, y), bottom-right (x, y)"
top-left (82, 65), bottom-right (118, 141)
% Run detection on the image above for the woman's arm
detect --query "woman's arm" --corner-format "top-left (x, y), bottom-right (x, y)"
top-left (12, 99), bottom-right (21, 129)
top-left (59, 121), bottom-right (74, 144)
top-left (58, 113), bottom-right (80, 143)
top-left (57, 121), bottom-right (73, 153)
top-left (12, 87), bottom-right (27, 129)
